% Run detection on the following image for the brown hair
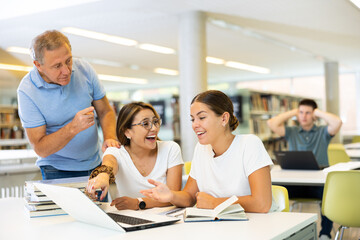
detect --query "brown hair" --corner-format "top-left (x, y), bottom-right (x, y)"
top-left (116, 102), bottom-right (161, 146)
top-left (299, 99), bottom-right (317, 110)
top-left (191, 90), bottom-right (239, 131)
top-left (30, 30), bottom-right (72, 64)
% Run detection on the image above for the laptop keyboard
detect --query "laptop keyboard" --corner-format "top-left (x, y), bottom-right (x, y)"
top-left (107, 213), bottom-right (153, 225)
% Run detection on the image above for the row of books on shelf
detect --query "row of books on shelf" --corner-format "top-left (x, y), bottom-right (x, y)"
top-left (24, 176), bottom-right (91, 218)
top-left (0, 127), bottom-right (23, 139)
top-left (250, 93), bottom-right (299, 113)
top-left (249, 118), bottom-right (272, 140)
top-left (0, 112), bottom-right (17, 124)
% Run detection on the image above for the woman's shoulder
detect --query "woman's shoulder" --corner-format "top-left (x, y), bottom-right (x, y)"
top-left (103, 146), bottom-right (127, 156)
top-left (234, 134), bottom-right (262, 144)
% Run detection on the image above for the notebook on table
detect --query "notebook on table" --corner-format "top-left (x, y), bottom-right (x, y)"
top-left (34, 183), bottom-right (179, 232)
top-left (274, 151), bottom-right (323, 170)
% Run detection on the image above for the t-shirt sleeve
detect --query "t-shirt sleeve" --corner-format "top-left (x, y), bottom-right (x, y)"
top-left (166, 142), bottom-right (184, 169)
top-left (17, 90), bottom-right (46, 128)
top-left (102, 147), bottom-right (120, 159)
top-left (243, 135), bottom-right (273, 177)
top-left (323, 125), bottom-right (334, 140)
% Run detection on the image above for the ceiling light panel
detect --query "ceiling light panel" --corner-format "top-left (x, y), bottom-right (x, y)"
top-left (138, 44), bottom-right (176, 54)
top-left (6, 47), bottom-right (30, 55)
top-left (225, 61), bottom-right (270, 74)
top-left (206, 56), bottom-right (225, 65)
top-left (98, 74), bottom-right (147, 84)
top-left (0, 63), bottom-right (32, 72)
top-left (154, 68), bottom-right (178, 76)
top-left (62, 27), bottom-right (137, 46)
top-left (0, 0), bottom-right (101, 20)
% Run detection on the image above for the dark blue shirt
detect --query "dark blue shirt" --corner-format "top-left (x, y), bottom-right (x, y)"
top-left (285, 125), bottom-right (333, 167)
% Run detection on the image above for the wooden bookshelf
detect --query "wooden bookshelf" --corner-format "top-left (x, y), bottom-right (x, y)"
top-left (0, 105), bottom-right (27, 149)
top-left (229, 89), bottom-right (320, 158)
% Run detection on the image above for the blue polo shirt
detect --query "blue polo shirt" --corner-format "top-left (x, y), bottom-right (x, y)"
top-left (285, 125), bottom-right (333, 167)
top-left (17, 59), bottom-right (104, 171)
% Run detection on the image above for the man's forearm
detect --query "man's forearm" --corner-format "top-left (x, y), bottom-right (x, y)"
top-left (268, 109), bottom-right (297, 128)
top-left (99, 110), bottom-right (117, 140)
top-left (314, 109), bottom-right (342, 135)
top-left (30, 122), bottom-right (78, 158)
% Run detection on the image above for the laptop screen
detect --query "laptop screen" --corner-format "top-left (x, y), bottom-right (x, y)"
top-left (274, 151), bottom-right (322, 170)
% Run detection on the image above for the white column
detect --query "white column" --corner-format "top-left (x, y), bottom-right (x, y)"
top-left (356, 72), bottom-right (360, 131)
top-left (178, 11), bottom-right (207, 162)
top-left (324, 62), bottom-right (340, 143)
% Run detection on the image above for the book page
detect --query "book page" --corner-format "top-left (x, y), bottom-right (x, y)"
top-left (213, 195), bottom-right (238, 217)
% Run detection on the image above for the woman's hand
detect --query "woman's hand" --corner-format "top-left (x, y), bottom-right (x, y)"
top-left (140, 179), bottom-right (174, 203)
top-left (110, 197), bottom-right (139, 210)
top-left (85, 172), bottom-right (110, 201)
top-left (196, 192), bottom-right (223, 209)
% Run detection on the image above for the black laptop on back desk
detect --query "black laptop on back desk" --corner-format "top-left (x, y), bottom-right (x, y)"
top-left (274, 151), bottom-right (323, 170)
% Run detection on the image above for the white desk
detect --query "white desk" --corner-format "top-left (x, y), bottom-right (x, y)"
top-left (344, 142), bottom-right (360, 149)
top-left (344, 143), bottom-right (360, 159)
top-left (0, 138), bottom-right (29, 147)
top-left (0, 149), bottom-right (38, 174)
top-left (346, 149), bottom-right (360, 159)
top-left (0, 149), bottom-right (37, 161)
top-left (271, 165), bottom-right (326, 186)
top-left (0, 198), bottom-right (317, 240)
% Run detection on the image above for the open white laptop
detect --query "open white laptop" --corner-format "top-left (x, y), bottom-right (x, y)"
top-left (34, 183), bottom-right (179, 232)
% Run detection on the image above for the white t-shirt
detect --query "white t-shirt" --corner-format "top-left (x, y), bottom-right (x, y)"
top-left (190, 134), bottom-right (273, 198)
top-left (103, 141), bottom-right (183, 198)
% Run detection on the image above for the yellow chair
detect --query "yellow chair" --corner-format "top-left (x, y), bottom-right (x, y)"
top-left (272, 185), bottom-right (290, 212)
top-left (328, 144), bottom-right (350, 166)
top-left (322, 171), bottom-right (360, 240)
top-left (352, 135), bottom-right (360, 143)
top-left (184, 161), bottom-right (192, 175)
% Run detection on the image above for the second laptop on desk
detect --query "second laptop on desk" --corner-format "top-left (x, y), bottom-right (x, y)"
top-left (274, 151), bottom-right (322, 170)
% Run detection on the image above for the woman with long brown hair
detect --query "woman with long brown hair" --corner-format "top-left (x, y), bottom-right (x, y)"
top-left (86, 102), bottom-right (183, 210)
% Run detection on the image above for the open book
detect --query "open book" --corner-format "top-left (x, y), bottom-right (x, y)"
top-left (184, 195), bottom-right (248, 222)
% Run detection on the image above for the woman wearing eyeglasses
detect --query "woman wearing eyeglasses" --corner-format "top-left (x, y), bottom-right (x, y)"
top-left (86, 102), bottom-right (183, 210)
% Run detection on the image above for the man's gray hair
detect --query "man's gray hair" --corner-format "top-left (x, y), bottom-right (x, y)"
top-left (30, 30), bottom-right (72, 64)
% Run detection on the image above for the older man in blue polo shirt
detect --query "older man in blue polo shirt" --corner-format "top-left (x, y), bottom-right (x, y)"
top-left (267, 99), bottom-right (342, 240)
top-left (17, 30), bottom-right (120, 180)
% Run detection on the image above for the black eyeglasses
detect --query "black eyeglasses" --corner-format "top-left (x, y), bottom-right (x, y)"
top-left (131, 118), bottom-right (162, 130)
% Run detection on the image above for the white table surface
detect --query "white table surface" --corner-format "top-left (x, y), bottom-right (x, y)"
top-left (343, 143), bottom-right (360, 159)
top-left (344, 142), bottom-right (360, 149)
top-left (0, 149), bottom-right (37, 161)
top-left (271, 165), bottom-right (326, 186)
top-left (0, 198), bottom-right (317, 240)
top-left (346, 149), bottom-right (360, 159)
top-left (0, 139), bottom-right (29, 146)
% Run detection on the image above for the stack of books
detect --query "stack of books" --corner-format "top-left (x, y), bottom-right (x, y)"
top-left (24, 176), bottom-right (89, 218)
